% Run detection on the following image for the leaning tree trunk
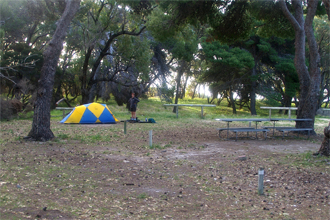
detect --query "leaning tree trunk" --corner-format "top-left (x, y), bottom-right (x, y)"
top-left (279, 0), bottom-right (320, 134)
top-left (28, 0), bottom-right (81, 141)
top-left (318, 122), bottom-right (330, 156)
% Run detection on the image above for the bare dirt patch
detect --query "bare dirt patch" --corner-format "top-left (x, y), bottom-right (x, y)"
top-left (0, 119), bottom-right (329, 219)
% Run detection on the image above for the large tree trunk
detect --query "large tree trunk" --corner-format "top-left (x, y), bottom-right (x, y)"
top-left (28, 0), bottom-right (81, 141)
top-left (279, 0), bottom-right (320, 134)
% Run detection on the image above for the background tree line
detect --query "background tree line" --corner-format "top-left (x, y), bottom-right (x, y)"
top-left (0, 0), bottom-right (329, 140)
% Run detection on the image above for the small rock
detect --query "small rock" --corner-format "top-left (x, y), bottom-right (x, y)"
top-left (238, 155), bottom-right (247, 161)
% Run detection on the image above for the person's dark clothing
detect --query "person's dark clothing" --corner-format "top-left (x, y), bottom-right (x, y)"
top-left (128, 97), bottom-right (140, 112)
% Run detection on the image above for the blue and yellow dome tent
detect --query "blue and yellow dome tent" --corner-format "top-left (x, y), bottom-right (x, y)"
top-left (60, 103), bottom-right (119, 124)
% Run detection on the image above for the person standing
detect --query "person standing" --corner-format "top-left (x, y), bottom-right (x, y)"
top-left (128, 92), bottom-right (140, 121)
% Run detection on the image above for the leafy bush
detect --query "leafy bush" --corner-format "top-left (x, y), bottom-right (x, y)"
top-left (0, 98), bottom-right (24, 120)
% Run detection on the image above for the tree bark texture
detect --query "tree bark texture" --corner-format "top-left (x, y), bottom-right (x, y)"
top-left (250, 64), bottom-right (257, 116)
top-left (318, 122), bottom-right (330, 156)
top-left (229, 86), bottom-right (237, 114)
top-left (28, 0), bottom-right (81, 141)
top-left (279, 0), bottom-right (320, 133)
top-left (173, 60), bottom-right (185, 113)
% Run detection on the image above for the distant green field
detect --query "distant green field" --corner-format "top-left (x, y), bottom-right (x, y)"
top-left (52, 96), bottom-right (307, 122)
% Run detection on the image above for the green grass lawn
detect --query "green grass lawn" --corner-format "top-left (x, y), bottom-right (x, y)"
top-left (52, 96), bottom-right (320, 122)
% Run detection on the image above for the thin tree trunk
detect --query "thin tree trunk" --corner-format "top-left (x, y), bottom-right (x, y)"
top-left (81, 46), bottom-right (94, 104)
top-left (250, 64), bottom-right (257, 115)
top-left (230, 86), bottom-right (237, 114)
top-left (192, 83), bottom-right (198, 99)
top-left (173, 60), bottom-right (185, 113)
top-left (181, 75), bottom-right (189, 99)
top-left (28, 0), bottom-right (81, 141)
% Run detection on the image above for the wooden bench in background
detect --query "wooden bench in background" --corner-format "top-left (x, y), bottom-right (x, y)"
top-left (163, 104), bottom-right (216, 118)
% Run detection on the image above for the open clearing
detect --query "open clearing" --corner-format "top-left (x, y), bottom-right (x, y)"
top-left (1, 117), bottom-right (330, 219)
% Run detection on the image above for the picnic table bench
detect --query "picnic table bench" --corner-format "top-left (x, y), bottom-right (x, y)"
top-left (264, 118), bottom-right (313, 137)
top-left (260, 106), bottom-right (298, 119)
top-left (216, 117), bottom-right (313, 140)
top-left (163, 104), bottom-right (216, 118)
top-left (277, 127), bottom-right (313, 139)
top-left (216, 118), bottom-right (270, 141)
top-left (217, 127), bottom-right (268, 141)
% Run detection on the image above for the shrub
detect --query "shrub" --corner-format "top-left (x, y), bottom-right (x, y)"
top-left (0, 98), bottom-right (23, 120)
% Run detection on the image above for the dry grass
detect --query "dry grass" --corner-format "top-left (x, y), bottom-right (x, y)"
top-left (1, 99), bottom-right (330, 219)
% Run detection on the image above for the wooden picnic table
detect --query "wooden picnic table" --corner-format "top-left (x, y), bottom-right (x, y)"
top-left (163, 104), bottom-right (216, 119)
top-left (260, 106), bottom-right (298, 119)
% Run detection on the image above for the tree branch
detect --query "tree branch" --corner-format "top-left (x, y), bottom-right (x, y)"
top-left (279, 0), bottom-right (303, 32)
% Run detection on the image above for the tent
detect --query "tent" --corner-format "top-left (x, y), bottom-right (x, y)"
top-left (60, 102), bottom-right (119, 124)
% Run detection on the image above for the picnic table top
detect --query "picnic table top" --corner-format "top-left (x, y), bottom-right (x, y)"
top-left (215, 118), bottom-right (313, 122)
top-left (260, 106), bottom-right (298, 110)
top-left (55, 107), bottom-right (74, 110)
top-left (270, 118), bottom-right (313, 121)
top-left (163, 104), bottom-right (216, 107)
top-left (215, 118), bottom-right (270, 122)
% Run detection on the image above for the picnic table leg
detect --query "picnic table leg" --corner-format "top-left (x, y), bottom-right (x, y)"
top-left (201, 106), bottom-right (204, 119)
top-left (255, 121), bottom-right (258, 139)
top-left (269, 109), bottom-right (271, 119)
top-left (63, 110), bottom-right (65, 118)
top-left (176, 107), bottom-right (178, 118)
top-left (289, 109), bottom-right (291, 119)
top-left (227, 122), bottom-right (230, 140)
top-left (273, 121), bottom-right (275, 136)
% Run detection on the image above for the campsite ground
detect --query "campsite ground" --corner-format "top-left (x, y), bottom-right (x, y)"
top-left (1, 100), bottom-right (330, 219)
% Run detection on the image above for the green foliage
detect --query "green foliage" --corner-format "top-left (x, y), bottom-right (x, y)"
top-left (115, 34), bottom-right (152, 77)
top-left (202, 41), bottom-right (254, 70)
top-left (148, 9), bottom-right (198, 62)
top-left (210, 1), bottom-right (254, 43)
top-left (250, 1), bottom-right (294, 39)
top-left (137, 193), bottom-right (148, 199)
top-left (158, 84), bottom-right (175, 103)
top-left (146, 7), bottom-right (180, 42)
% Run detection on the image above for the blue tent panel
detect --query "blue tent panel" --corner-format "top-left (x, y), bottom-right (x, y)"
top-left (79, 108), bottom-right (98, 123)
top-left (98, 109), bottom-right (116, 123)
